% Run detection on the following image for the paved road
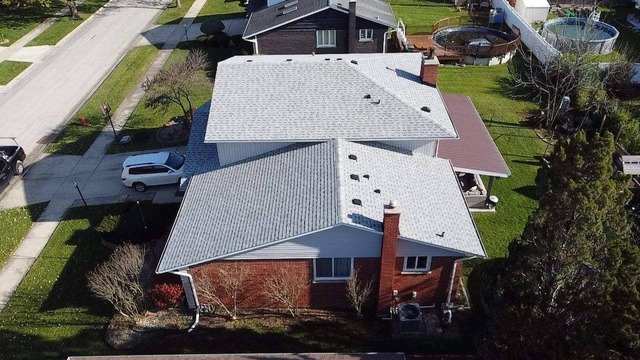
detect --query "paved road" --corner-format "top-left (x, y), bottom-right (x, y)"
top-left (0, 0), bottom-right (169, 157)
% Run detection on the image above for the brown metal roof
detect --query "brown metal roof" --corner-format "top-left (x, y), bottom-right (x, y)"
top-left (437, 93), bottom-right (510, 178)
top-left (68, 353), bottom-right (406, 360)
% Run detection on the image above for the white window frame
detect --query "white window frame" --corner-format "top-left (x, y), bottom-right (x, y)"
top-left (316, 30), bottom-right (336, 48)
top-left (403, 256), bottom-right (431, 272)
top-left (359, 29), bottom-right (373, 42)
top-left (313, 257), bottom-right (353, 281)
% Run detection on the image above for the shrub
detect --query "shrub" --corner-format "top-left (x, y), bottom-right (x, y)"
top-left (150, 283), bottom-right (184, 309)
top-left (200, 19), bottom-right (225, 35)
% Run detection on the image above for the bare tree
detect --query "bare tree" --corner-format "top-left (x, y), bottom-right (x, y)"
top-left (196, 264), bottom-right (249, 320)
top-left (87, 244), bottom-right (146, 319)
top-left (263, 267), bottom-right (309, 317)
top-left (143, 49), bottom-right (209, 126)
top-left (509, 48), bottom-right (594, 129)
top-left (346, 268), bottom-right (374, 318)
top-left (66, 0), bottom-right (79, 19)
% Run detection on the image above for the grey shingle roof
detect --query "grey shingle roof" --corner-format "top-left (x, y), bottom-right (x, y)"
top-left (183, 102), bottom-right (219, 179)
top-left (157, 140), bottom-right (484, 273)
top-left (205, 53), bottom-right (457, 143)
top-left (243, 0), bottom-right (396, 38)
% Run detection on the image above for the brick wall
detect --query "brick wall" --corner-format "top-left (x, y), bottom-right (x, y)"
top-left (392, 256), bottom-right (463, 305)
top-left (190, 258), bottom-right (380, 310)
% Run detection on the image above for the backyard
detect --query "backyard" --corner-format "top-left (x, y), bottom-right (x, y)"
top-left (438, 64), bottom-right (545, 259)
top-left (390, 0), bottom-right (467, 35)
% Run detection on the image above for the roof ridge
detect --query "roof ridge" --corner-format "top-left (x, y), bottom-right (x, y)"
top-left (334, 139), bottom-right (346, 224)
top-left (346, 59), bottom-right (458, 138)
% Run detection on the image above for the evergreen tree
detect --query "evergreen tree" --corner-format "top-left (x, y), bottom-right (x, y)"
top-left (483, 132), bottom-right (640, 359)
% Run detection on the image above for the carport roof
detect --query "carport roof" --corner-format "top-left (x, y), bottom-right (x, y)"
top-left (437, 93), bottom-right (510, 178)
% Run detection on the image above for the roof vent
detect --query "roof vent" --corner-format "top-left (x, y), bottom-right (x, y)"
top-left (246, 59), bottom-right (253, 62)
top-left (325, 58), bottom-right (330, 61)
top-left (337, 58), bottom-right (343, 60)
top-left (352, 199), bottom-right (362, 206)
top-left (348, 154), bottom-right (357, 161)
top-left (350, 174), bottom-right (360, 181)
top-left (421, 106), bottom-right (431, 112)
top-left (363, 174), bottom-right (370, 179)
top-left (363, 94), bottom-right (371, 99)
top-left (282, 6), bottom-right (297, 14)
top-left (373, 99), bottom-right (381, 105)
top-left (350, 60), bottom-right (358, 65)
top-left (286, 58), bottom-right (292, 62)
top-left (374, 189), bottom-right (381, 194)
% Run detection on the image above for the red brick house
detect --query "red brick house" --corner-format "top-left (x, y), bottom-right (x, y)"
top-left (156, 53), bottom-right (508, 318)
top-left (242, 0), bottom-right (398, 55)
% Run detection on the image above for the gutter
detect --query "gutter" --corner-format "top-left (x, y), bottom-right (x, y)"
top-left (382, 29), bottom-right (396, 53)
top-left (171, 270), bottom-right (200, 332)
top-left (245, 37), bottom-right (259, 55)
top-left (446, 256), bottom-right (477, 308)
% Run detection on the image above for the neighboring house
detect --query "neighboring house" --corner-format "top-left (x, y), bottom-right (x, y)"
top-left (158, 53), bottom-right (508, 317)
top-left (242, 0), bottom-right (397, 54)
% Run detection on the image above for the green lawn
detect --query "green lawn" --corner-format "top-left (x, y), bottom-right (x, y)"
top-left (193, 0), bottom-right (246, 23)
top-left (438, 65), bottom-right (545, 259)
top-left (0, 203), bottom-right (48, 267)
top-left (390, 0), bottom-right (466, 35)
top-left (0, 202), bottom-right (179, 360)
top-left (0, 61), bottom-right (31, 85)
top-left (0, 2), bottom-right (64, 46)
top-left (26, 0), bottom-right (109, 46)
top-left (108, 42), bottom-right (243, 154)
top-left (45, 45), bottom-right (159, 155)
top-left (156, 0), bottom-right (197, 25)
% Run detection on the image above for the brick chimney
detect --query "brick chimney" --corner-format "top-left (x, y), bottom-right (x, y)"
top-left (377, 200), bottom-right (401, 316)
top-left (348, 0), bottom-right (357, 53)
top-left (420, 49), bottom-right (440, 87)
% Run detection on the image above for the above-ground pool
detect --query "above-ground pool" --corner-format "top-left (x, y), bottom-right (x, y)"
top-left (541, 17), bottom-right (619, 54)
top-left (432, 26), bottom-right (518, 65)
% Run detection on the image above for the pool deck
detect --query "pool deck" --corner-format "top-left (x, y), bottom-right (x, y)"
top-left (406, 35), bottom-right (466, 62)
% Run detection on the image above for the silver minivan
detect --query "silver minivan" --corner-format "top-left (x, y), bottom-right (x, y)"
top-left (121, 152), bottom-right (185, 192)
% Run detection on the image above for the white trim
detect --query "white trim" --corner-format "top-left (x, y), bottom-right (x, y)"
top-left (313, 257), bottom-right (354, 281)
top-left (452, 166), bottom-right (509, 179)
top-left (359, 28), bottom-right (374, 42)
top-left (243, 7), bottom-right (332, 38)
top-left (402, 255), bottom-right (432, 272)
top-left (316, 29), bottom-right (337, 48)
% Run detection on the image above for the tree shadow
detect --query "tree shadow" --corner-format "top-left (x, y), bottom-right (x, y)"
top-left (38, 202), bottom-right (178, 312)
top-left (513, 185), bottom-right (538, 201)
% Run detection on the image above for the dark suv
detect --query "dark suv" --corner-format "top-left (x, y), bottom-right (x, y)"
top-left (0, 138), bottom-right (26, 188)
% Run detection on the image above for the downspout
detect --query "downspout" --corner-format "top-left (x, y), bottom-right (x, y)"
top-left (246, 37), bottom-right (259, 55)
top-left (446, 256), bottom-right (477, 308)
top-left (382, 29), bottom-right (396, 53)
top-left (171, 270), bottom-right (199, 332)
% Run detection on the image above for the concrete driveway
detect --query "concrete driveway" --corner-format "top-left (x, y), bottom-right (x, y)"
top-left (0, 147), bottom-right (184, 210)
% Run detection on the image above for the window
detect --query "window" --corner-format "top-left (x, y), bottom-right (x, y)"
top-left (314, 258), bottom-right (352, 280)
top-left (359, 29), bottom-right (373, 42)
top-left (316, 30), bottom-right (336, 48)
top-left (404, 256), bottom-right (431, 272)
top-left (165, 152), bottom-right (185, 170)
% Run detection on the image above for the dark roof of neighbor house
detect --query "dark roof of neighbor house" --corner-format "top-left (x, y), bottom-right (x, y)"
top-left (157, 139), bottom-right (485, 273)
top-left (437, 93), bottom-right (511, 178)
top-left (243, 0), bottom-right (397, 38)
top-left (68, 354), bottom-right (407, 360)
top-left (206, 53), bottom-right (457, 143)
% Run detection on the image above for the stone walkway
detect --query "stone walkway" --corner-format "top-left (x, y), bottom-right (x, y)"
top-left (0, 0), bottom-right (211, 312)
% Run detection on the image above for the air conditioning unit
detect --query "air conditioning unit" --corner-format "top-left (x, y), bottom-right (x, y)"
top-left (397, 303), bottom-right (423, 335)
